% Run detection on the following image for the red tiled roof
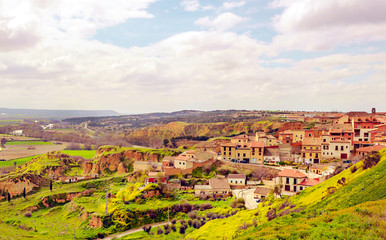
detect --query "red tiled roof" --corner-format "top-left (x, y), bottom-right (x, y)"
top-left (209, 178), bottom-right (231, 189)
top-left (356, 145), bottom-right (385, 152)
top-left (330, 140), bottom-right (351, 143)
top-left (250, 141), bottom-right (264, 148)
top-left (278, 169), bottom-right (306, 178)
top-left (231, 135), bottom-right (249, 139)
top-left (228, 174), bottom-right (246, 179)
top-left (299, 178), bottom-right (319, 186)
top-left (222, 143), bottom-right (236, 147)
top-left (254, 187), bottom-right (271, 195)
top-left (175, 156), bottom-right (191, 161)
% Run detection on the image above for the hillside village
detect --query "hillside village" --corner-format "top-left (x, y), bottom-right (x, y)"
top-left (117, 109), bottom-right (386, 207)
top-left (0, 109), bottom-right (385, 239)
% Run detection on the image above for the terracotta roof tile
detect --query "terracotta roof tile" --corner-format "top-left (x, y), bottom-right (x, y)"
top-left (250, 141), bottom-right (264, 148)
top-left (299, 178), bottom-right (319, 186)
top-left (278, 169), bottom-right (306, 178)
top-left (356, 145), bottom-right (385, 152)
top-left (254, 187), bottom-right (271, 195)
top-left (209, 178), bottom-right (231, 189)
top-left (228, 174), bottom-right (246, 179)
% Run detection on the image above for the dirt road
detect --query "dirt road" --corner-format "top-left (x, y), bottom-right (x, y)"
top-left (100, 221), bottom-right (171, 240)
top-left (232, 189), bottom-right (258, 209)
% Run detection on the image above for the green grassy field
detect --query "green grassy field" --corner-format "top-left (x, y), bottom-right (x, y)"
top-left (5, 141), bottom-right (54, 145)
top-left (60, 150), bottom-right (96, 159)
top-left (0, 155), bottom-right (38, 167)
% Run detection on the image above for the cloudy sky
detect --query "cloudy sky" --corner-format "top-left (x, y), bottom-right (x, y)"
top-left (1, 0), bottom-right (385, 114)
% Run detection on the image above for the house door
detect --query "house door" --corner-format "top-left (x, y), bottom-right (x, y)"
top-left (314, 159), bottom-right (319, 164)
top-left (341, 153), bottom-right (347, 159)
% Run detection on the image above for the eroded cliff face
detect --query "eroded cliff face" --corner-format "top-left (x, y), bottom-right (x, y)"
top-left (0, 174), bottom-right (49, 200)
top-left (83, 147), bottom-right (164, 175)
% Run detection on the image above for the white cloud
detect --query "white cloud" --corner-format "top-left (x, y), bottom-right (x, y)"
top-left (0, 0), bottom-right (156, 50)
top-left (222, 1), bottom-right (246, 10)
top-left (195, 12), bottom-right (247, 31)
top-left (271, 0), bottom-right (386, 52)
top-left (181, 0), bottom-right (200, 12)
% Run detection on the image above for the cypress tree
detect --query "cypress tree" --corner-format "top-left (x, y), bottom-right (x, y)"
top-left (7, 192), bottom-right (11, 202)
top-left (50, 180), bottom-right (53, 191)
top-left (23, 188), bottom-right (26, 198)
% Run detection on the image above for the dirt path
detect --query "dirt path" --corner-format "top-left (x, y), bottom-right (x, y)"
top-left (232, 189), bottom-right (257, 209)
top-left (100, 221), bottom-right (171, 240)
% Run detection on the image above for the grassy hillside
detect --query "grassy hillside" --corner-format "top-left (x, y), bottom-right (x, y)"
top-left (185, 149), bottom-right (386, 240)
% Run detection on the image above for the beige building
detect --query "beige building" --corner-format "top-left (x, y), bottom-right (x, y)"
top-left (227, 174), bottom-right (246, 186)
top-left (301, 138), bottom-right (322, 164)
top-left (292, 130), bottom-right (305, 143)
top-left (174, 156), bottom-right (194, 170)
top-left (221, 135), bottom-right (264, 164)
top-left (277, 169), bottom-right (319, 195)
top-left (194, 178), bottom-right (231, 197)
top-left (254, 187), bottom-right (271, 199)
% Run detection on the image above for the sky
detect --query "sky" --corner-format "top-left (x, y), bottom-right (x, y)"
top-left (0, 0), bottom-right (385, 114)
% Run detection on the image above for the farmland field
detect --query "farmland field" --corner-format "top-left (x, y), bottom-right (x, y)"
top-left (5, 141), bottom-right (54, 145)
top-left (0, 142), bottom-right (66, 160)
top-left (61, 150), bottom-right (96, 159)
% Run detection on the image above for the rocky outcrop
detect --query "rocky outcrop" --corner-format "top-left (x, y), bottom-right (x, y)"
top-left (83, 147), bottom-right (170, 175)
top-left (89, 215), bottom-right (103, 228)
top-left (0, 174), bottom-right (49, 200)
top-left (40, 192), bottom-right (80, 208)
top-left (117, 162), bottom-right (128, 175)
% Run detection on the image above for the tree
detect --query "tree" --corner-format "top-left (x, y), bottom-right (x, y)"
top-left (163, 139), bottom-right (169, 147)
top-left (50, 180), bottom-right (53, 191)
top-left (23, 188), bottom-right (26, 198)
top-left (0, 138), bottom-right (6, 148)
top-left (7, 192), bottom-right (11, 202)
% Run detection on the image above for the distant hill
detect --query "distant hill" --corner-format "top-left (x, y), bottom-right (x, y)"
top-left (0, 108), bottom-right (120, 119)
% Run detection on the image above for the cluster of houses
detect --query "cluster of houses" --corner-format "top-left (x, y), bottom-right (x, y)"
top-left (142, 109), bottom-right (386, 202)
top-left (221, 110), bottom-right (386, 165)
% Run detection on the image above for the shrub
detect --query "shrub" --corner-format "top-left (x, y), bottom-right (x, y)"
top-left (143, 225), bottom-right (152, 234)
top-left (199, 203), bottom-right (212, 211)
top-left (164, 228), bottom-right (170, 235)
top-left (188, 210), bottom-right (197, 219)
top-left (351, 165), bottom-right (358, 173)
top-left (238, 222), bottom-right (250, 230)
top-left (157, 227), bottom-right (163, 235)
top-left (24, 212), bottom-right (32, 218)
top-left (231, 198), bottom-right (245, 209)
top-left (179, 225), bottom-right (186, 234)
top-left (171, 224), bottom-right (176, 232)
top-left (206, 212), bottom-right (214, 219)
top-left (163, 224), bottom-right (170, 231)
top-left (179, 219), bottom-right (186, 225)
top-left (363, 152), bottom-right (381, 169)
top-left (266, 209), bottom-right (277, 221)
top-left (188, 219), bottom-right (192, 226)
top-left (171, 219), bottom-right (177, 224)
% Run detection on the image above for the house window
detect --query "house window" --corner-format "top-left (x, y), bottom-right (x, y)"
top-left (335, 146), bottom-right (338, 151)
top-left (238, 153), bottom-right (240, 157)
top-left (285, 185), bottom-right (290, 191)
top-left (243, 153), bottom-right (246, 157)
top-left (235, 181), bottom-right (238, 184)
top-left (308, 134), bottom-right (311, 137)
top-left (230, 180), bottom-right (233, 183)
top-left (293, 178), bottom-right (297, 184)
top-left (341, 146), bottom-right (344, 151)
top-left (286, 178), bottom-right (290, 184)
top-left (300, 186), bottom-right (303, 191)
